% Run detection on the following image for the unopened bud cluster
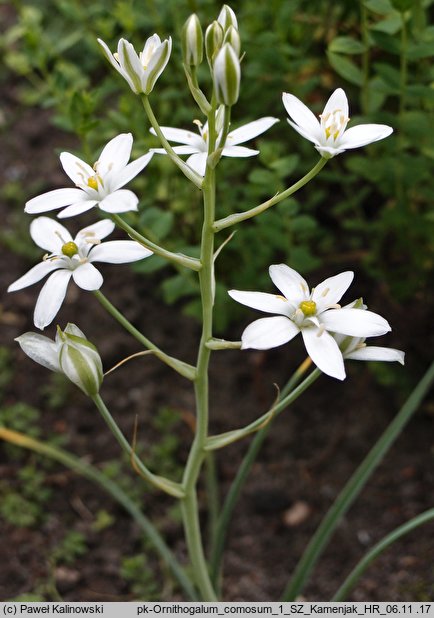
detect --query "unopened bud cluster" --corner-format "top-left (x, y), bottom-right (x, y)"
top-left (182, 5), bottom-right (241, 107)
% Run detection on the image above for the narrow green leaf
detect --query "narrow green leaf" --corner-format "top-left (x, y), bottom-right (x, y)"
top-left (327, 52), bottom-right (363, 86)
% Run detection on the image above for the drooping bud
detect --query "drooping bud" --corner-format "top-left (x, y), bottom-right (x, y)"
top-left (217, 5), bottom-right (238, 32)
top-left (223, 25), bottom-right (241, 57)
top-left (182, 14), bottom-right (203, 67)
top-left (15, 324), bottom-right (103, 398)
top-left (57, 324), bottom-right (103, 397)
top-left (213, 43), bottom-right (240, 106)
top-left (205, 20), bottom-right (224, 68)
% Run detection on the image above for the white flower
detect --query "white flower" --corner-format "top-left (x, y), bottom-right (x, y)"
top-left (228, 264), bottom-right (392, 381)
top-left (98, 34), bottom-right (172, 95)
top-left (282, 88), bottom-right (393, 159)
top-left (150, 107), bottom-right (279, 176)
top-left (8, 217), bottom-right (152, 330)
top-left (25, 133), bottom-right (153, 218)
top-left (335, 300), bottom-right (405, 366)
top-left (15, 323), bottom-right (103, 397)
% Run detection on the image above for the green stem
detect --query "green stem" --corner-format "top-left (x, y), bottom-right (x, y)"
top-left (399, 12), bottom-right (408, 118)
top-left (213, 157), bottom-right (327, 232)
top-left (142, 95), bottom-right (204, 189)
top-left (210, 366), bottom-right (321, 589)
top-left (111, 214), bottom-right (201, 272)
top-left (360, 0), bottom-right (370, 115)
top-left (180, 110), bottom-right (218, 601)
top-left (281, 359), bottom-right (434, 601)
top-left (92, 394), bottom-right (184, 498)
top-left (205, 452), bottom-right (220, 557)
top-left (333, 508), bottom-right (434, 601)
top-left (93, 290), bottom-right (196, 381)
top-left (0, 427), bottom-right (196, 600)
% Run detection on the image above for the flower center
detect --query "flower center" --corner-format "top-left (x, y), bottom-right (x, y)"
top-left (61, 241), bottom-right (79, 258)
top-left (299, 300), bottom-right (317, 317)
top-left (320, 109), bottom-right (349, 141)
top-left (87, 174), bottom-right (100, 190)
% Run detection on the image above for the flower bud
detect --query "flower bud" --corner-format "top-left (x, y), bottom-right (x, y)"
top-left (205, 20), bottom-right (224, 68)
top-left (15, 324), bottom-right (103, 398)
top-left (98, 34), bottom-right (172, 95)
top-left (182, 14), bottom-right (203, 67)
top-left (213, 43), bottom-right (240, 106)
top-left (223, 25), bottom-right (241, 57)
top-left (57, 324), bottom-right (103, 397)
top-left (217, 5), bottom-right (238, 32)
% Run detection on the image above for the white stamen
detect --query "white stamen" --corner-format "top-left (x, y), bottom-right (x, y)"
top-left (316, 324), bottom-right (326, 337)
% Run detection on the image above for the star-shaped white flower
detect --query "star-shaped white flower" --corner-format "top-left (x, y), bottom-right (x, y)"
top-left (98, 34), bottom-right (172, 95)
top-left (150, 107), bottom-right (279, 176)
top-left (8, 217), bottom-right (152, 330)
top-left (282, 88), bottom-right (393, 159)
top-left (335, 300), bottom-right (404, 366)
top-left (25, 133), bottom-right (153, 218)
top-left (228, 264), bottom-right (392, 380)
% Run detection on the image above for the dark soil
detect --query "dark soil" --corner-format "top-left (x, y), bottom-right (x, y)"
top-left (1, 75), bottom-right (433, 603)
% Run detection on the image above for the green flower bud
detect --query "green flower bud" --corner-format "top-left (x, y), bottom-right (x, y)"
top-left (182, 14), bottom-right (203, 67)
top-left (205, 20), bottom-right (224, 68)
top-left (217, 5), bottom-right (238, 32)
top-left (57, 324), bottom-right (103, 397)
top-left (15, 324), bottom-right (103, 398)
top-left (213, 43), bottom-right (240, 107)
top-left (223, 25), bottom-right (241, 57)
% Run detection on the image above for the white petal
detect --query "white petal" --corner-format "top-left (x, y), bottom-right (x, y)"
top-left (60, 152), bottom-right (94, 185)
top-left (321, 308), bottom-right (391, 337)
top-left (150, 126), bottom-right (204, 149)
top-left (287, 118), bottom-right (322, 147)
top-left (15, 332), bottom-right (60, 372)
top-left (108, 151), bottom-right (153, 192)
top-left (322, 88), bottom-right (349, 120)
top-left (34, 270), bottom-right (72, 330)
top-left (338, 124), bottom-right (393, 150)
top-left (72, 262), bottom-right (104, 291)
top-left (282, 93), bottom-right (322, 141)
top-left (30, 217), bottom-right (72, 253)
top-left (72, 262), bottom-right (103, 290)
top-left (25, 188), bottom-right (87, 214)
top-left (76, 219), bottom-right (115, 242)
top-left (97, 133), bottom-right (133, 176)
top-left (241, 316), bottom-right (299, 350)
top-left (269, 264), bottom-right (309, 306)
top-left (8, 260), bottom-right (64, 292)
top-left (226, 117), bottom-right (279, 145)
top-left (221, 145), bottom-right (259, 158)
top-left (63, 323), bottom-right (87, 338)
top-left (315, 144), bottom-right (345, 158)
top-left (228, 290), bottom-right (293, 317)
top-left (345, 346), bottom-right (405, 365)
top-left (98, 38), bottom-right (134, 89)
top-left (88, 241), bottom-right (152, 264)
top-left (186, 152), bottom-right (208, 176)
top-left (57, 200), bottom-right (98, 219)
top-left (98, 189), bottom-right (138, 213)
top-left (302, 327), bottom-right (346, 380)
top-left (312, 271), bottom-right (354, 313)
